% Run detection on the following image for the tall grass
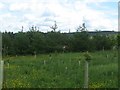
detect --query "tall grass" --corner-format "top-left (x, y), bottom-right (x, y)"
top-left (3, 50), bottom-right (118, 88)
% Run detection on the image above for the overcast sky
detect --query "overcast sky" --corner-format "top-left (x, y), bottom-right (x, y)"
top-left (0, 0), bottom-right (119, 33)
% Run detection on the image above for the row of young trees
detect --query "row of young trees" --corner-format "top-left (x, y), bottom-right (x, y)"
top-left (2, 23), bottom-right (119, 56)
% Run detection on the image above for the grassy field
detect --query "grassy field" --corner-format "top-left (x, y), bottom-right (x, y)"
top-left (3, 50), bottom-right (118, 88)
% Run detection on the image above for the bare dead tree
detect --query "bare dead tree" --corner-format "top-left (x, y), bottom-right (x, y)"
top-left (31, 25), bottom-right (34, 31)
top-left (50, 21), bottom-right (58, 32)
top-left (76, 23), bottom-right (87, 32)
top-left (76, 26), bottom-right (82, 32)
top-left (35, 26), bottom-right (37, 31)
top-left (21, 26), bottom-right (24, 32)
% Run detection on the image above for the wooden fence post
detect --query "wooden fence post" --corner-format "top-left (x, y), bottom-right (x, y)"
top-left (0, 60), bottom-right (4, 89)
top-left (83, 51), bottom-right (91, 88)
top-left (84, 60), bottom-right (89, 88)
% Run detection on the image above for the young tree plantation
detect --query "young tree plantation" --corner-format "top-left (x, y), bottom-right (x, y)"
top-left (1, 24), bottom-right (119, 88)
top-left (2, 25), bottom-right (118, 56)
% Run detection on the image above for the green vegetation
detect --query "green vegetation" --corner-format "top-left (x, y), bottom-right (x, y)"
top-left (2, 23), bottom-right (119, 88)
top-left (2, 24), bottom-right (118, 56)
top-left (3, 50), bottom-right (118, 88)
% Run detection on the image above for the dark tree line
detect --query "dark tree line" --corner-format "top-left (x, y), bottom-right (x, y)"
top-left (2, 25), bottom-right (118, 56)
